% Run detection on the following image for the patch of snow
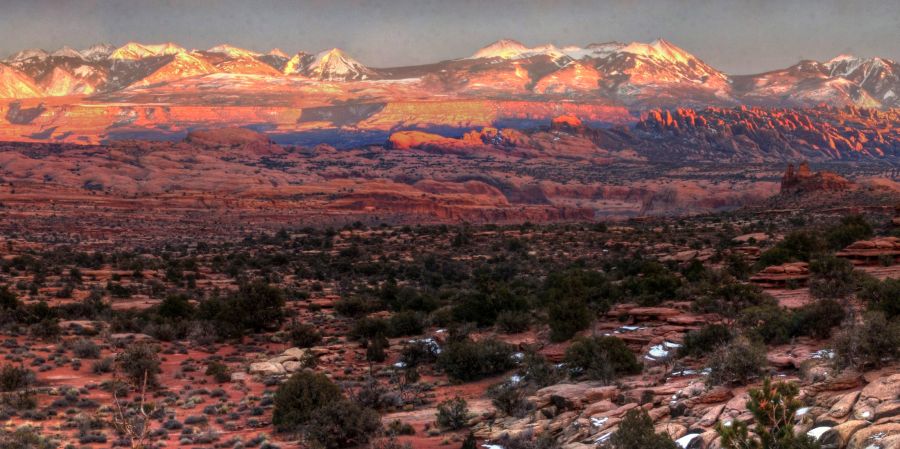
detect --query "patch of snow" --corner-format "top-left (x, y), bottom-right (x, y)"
top-left (509, 375), bottom-right (523, 384)
top-left (595, 432), bottom-right (613, 444)
top-left (807, 427), bottom-right (831, 440)
top-left (676, 433), bottom-right (702, 449)
top-left (796, 407), bottom-right (810, 417)
top-left (590, 416), bottom-right (609, 427)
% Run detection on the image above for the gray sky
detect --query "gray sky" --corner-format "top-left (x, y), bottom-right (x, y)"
top-left (1, 0), bottom-right (898, 74)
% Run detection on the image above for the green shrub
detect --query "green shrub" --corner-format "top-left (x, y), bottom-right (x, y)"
top-left (757, 230), bottom-right (824, 268)
top-left (678, 324), bottom-right (733, 358)
top-left (437, 338), bottom-right (515, 382)
top-left (351, 317), bottom-right (390, 341)
top-left (157, 294), bottom-right (194, 319)
top-left (365, 334), bottom-right (388, 363)
top-left (273, 370), bottom-right (342, 431)
top-left (610, 409), bottom-right (678, 449)
top-left (693, 280), bottom-right (777, 318)
top-left (205, 362), bottom-right (230, 383)
top-left (496, 310), bottom-right (531, 334)
top-left (808, 256), bottom-right (857, 300)
top-left (388, 311), bottom-right (425, 337)
top-left (71, 339), bottom-right (101, 359)
top-left (305, 399), bottom-right (381, 449)
top-left (717, 379), bottom-right (819, 449)
top-left (564, 336), bottom-right (641, 383)
top-left (542, 269), bottom-right (613, 341)
top-left (488, 382), bottom-right (531, 418)
top-left (0, 285), bottom-right (19, 310)
top-left (0, 365), bottom-right (33, 392)
top-left (832, 311), bottom-right (900, 371)
top-left (117, 343), bottom-right (160, 387)
top-left (706, 338), bottom-right (766, 386)
top-left (0, 426), bottom-right (57, 449)
top-left (287, 323), bottom-right (322, 348)
top-left (400, 339), bottom-right (440, 367)
top-left (739, 305), bottom-right (794, 344)
top-left (435, 397), bottom-right (469, 430)
top-left (858, 277), bottom-right (900, 319)
top-left (790, 299), bottom-right (845, 339)
top-left (825, 214), bottom-right (872, 250)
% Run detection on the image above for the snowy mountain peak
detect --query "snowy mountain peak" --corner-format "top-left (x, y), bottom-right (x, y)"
top-left (8, 48), bottom-right (50, 62)
top-left (52, 46), bottom-right (84, 59)
top-left (622, 38), bottom-right (695, 65)
top-left (268, 48), bottom-right (289, 58)
top-left (307, 48), bottom-right (371, 81)
top-left (207, 44), bottom-right (261, 59)
top-left (80, 43), bottom-right (115, 61)
top-left (110, 42), bottom-right (186, 60)
top-left (470, 39), bottom-right (531, 59)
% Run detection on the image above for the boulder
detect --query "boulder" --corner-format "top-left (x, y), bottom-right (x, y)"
top-left (819, 420), bottom-right (869, 449)
top-left (847, 423), bottom-right (900, 449)
top-left (584, 400), bottom-right (617, 416)
top-left (829, 391), bottom-right (861, 419)
top-left (249, 362), bottom-right (285, 376)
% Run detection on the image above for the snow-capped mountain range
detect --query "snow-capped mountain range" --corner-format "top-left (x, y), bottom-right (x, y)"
top-left (0, 39), bottom-right (897, 109)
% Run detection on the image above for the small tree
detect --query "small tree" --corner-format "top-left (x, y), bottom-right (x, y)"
top-left (273, 371), bottom-right (342, 431)
top-left (117, 343), bottom-right (160, 388)
top-left (287, 322), bottom-right (322, 348)
top-left (716, 379), bottom-right (819, 449)
top-left (436, 396), bottom-right (469, 430)
top-left (706, 338), bottom-right (766, 386)
top-left (808, 256), bottom-right (856, 300)
top-left (305, 399), bottom-right (381, 449)
top-left (564, 336), bottom-right (641, 383)
top-left (610, 409), bottom-right (678, 449)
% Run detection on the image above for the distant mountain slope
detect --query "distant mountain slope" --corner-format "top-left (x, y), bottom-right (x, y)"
top-left (1, 38), bottom-right (899, 109)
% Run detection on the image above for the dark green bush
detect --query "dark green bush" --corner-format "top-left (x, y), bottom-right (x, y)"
top-left (0, 364), bottom-right (34, 392)
top-left (757, 230), bottom-right (824, 267)
top-left (287, 323), bottom-right (322, 348)
top-left (717, 379), bottom-right (819, 449)
top-left (435, 396), bottom-right (469, 430)
top-left (858, 277), bottom-right (900, 319)
top-left (71, 338), bottom-right (101, 359)
top-left (825, 214), bottom-right (872, 250)
top-left (437, 338), bottom-right (515, 382)
top-left (117, 343), bottom-right (160, 387)
top-left (610, 409), bottom-right (678, 449)
top-left (205, 362), bottom-right (230, 383)
top-left (496, 310), bottom-right (531, 334)
top-left (273, 371), bottom-right (342, 431)
top-left (693, 280), bottom-right (777, 318)
top-left (0, 426), bottom-right (56, 449)
top-left (351, 317), bottom-right (390, 341)
top-left (832, 311), bottom-right (900, 371)
top-left (564, 336), bottom-right (641, 383)
top-left (157, 294), bottom-right (194, 320)
top-left (388, 311), bottom-right (425, 337)
top-left (305, 399), bottom-right (381, 449)
top-left (808, 256), bottom-right (857, 300)
top-left (705, 338), bottom-right (766, 386)
top-left (678, 324), bottom-right (733, 358)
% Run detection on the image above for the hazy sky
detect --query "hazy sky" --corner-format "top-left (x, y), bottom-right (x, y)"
top-left (2, 0), bottom-right (898, 74)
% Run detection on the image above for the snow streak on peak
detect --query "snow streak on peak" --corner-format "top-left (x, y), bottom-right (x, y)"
top-left (80, 43), bottom-right (116, 61)
top-left (207, 44), bottom-right (261, 59)
top-left (307, 48), bottom-right (371, 81)
top-left (110, 42), bottom-right (186, 60)
top-left (621, 39), bottom-right (695, 65)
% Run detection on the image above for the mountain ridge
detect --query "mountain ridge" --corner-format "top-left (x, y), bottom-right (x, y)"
top-left (1, 38), bottom-right (898, 109)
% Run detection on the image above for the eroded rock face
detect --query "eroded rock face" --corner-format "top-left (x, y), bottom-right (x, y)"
top-left (185, 127), bottom-right (273, 147)
top-left (781, 161), bottom-right (853, 194)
